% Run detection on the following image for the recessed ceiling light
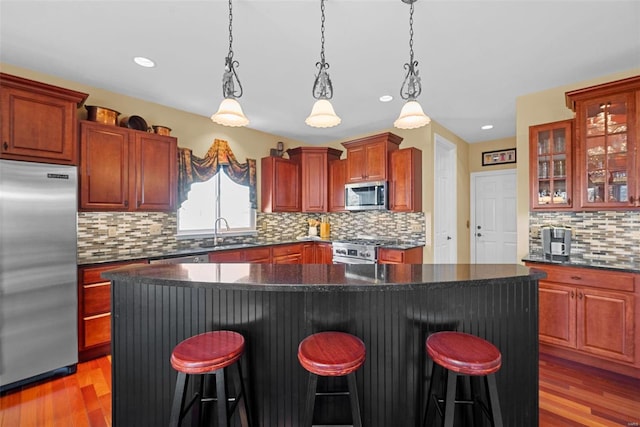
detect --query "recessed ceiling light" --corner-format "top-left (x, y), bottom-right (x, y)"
top-left (379, 95), bottom-right (393, 103)
top-left (134, 56), bottom-right (155, 68)
top-left (481, 124), bottom-right (494, 130)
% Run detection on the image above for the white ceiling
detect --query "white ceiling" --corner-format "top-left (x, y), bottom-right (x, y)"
top-left (1, 0), bottom-right (639, 144)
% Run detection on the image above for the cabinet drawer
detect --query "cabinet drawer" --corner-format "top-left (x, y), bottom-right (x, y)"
top-left (82, 265), bottom-right (118, 284)
top-left (244, 247), bottom-right (271, 262)
top-left (272, 244), bottom-right (302, 257)
top-left (83, 282), bottom-right (111, 316)
top-left (84, 313), bottom-right (111, 348)
top-left (537, 264), bottom-right (634, 292)
top-left (378, 249), bottom-right (404, 264)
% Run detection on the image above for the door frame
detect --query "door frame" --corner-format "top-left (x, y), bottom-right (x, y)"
top-left (434, 133), bottom-right (457, 263)
top-left (470, 168), bottom-right (517, 263)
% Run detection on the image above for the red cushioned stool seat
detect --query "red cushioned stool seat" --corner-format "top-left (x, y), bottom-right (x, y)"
top-left (298, 331), bottom-right (366, 427)
top-left (169, 330), bottom-right (252, 427)
top-left (423, 331), bottom-right (503, 427)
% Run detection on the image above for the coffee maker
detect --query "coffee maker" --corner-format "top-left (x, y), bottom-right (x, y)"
top-left (541, 226), bottom-right (572, 261)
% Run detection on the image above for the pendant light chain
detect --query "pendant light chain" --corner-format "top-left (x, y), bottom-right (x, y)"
top-left (312, 0), bottom-right (333, 100)
top-left (408, 2), bottom-right (414, 63)
top-left (400, 0), bottom-right (421, 101)
top-left (221, 0), bottom-right (243, 99)
top-left (227, 0), bottom-right (234, 60)
top-left (320, 0), bottom-right (326, 65)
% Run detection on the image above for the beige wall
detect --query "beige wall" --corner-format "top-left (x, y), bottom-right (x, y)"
top-left (2, 63), bottom-right (472, 263)
top-left (515, 68), bottom-right (640, 263)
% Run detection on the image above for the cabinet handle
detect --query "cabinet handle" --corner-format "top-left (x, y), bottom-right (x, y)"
top-left (2, 141), bottom-right (7, 150)
top-left (630, 196), bottom-right (636, 204)
top-left (124, 200), bottom-right (128, 207)
top-left (571, 290), bottom-right (575, 298)
top-left (567, 197), bottom-right (571, 205)
top-left (578, 292), bottom-right (583, 299)
top-left (570, 276), bottom-right (581, 280)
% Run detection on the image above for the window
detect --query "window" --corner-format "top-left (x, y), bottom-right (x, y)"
top-left (177, 167), bottom-right (256, 237)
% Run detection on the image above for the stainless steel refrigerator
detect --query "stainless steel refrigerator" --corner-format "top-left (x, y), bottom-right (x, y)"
top-left (0, 159), bottom-right (78, 392)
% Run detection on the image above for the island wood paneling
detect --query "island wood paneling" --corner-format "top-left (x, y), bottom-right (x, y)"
top-left (110, 269), bottom-right (539, 427)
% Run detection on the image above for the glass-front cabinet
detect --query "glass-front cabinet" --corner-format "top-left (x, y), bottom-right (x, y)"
top-left (567, 76), bottom-right (640, 210)
top-left (529, 120), bottom-right (573, 210)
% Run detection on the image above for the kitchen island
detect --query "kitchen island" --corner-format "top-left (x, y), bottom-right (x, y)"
top-left (104, 263), bottom-right (543, 427)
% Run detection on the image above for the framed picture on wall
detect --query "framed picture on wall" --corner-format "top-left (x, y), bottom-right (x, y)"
top-left (482, 148), bottom-right (516, 166)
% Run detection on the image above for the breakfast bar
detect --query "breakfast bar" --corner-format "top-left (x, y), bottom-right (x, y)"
top-left (104, 263), bottom-right (543, 427)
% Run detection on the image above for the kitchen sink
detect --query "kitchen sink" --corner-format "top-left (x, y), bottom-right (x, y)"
top-left (202, 242), bottom-right (258, 250)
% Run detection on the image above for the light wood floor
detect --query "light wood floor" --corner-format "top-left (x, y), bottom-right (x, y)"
top-left (1, 353), bottom-right (639, 426)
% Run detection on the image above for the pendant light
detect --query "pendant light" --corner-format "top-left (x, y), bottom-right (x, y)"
top-left (211, 0), bottom-right (249, 127)
top-left (394, 0), bottom-right (431, 130)
top-left (305, 0), bottom-right (341, 128)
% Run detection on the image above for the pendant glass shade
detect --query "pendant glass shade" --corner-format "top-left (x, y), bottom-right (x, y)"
top-left (305, 99), bottom-right (341, 128)
top-left (394, 100), bottom-right (431, 129)
top-left (211, 97), bottom-right (249, 127)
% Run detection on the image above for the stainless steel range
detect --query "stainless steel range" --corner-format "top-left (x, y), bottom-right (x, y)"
top-left (332, 238), bottom-right (391, 264)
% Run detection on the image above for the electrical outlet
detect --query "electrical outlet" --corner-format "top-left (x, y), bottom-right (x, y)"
top-left (150, 224), bottom-right (161, 235)
top-left (107, 226), bottom-right (117, 237)
top-left (411, 224), bottom-right (422, 233)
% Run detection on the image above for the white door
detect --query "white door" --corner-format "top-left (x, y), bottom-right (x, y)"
top-left (434, 134), bottom-right (457, 263)
top-left (470, 169), bottom-right (517, 264)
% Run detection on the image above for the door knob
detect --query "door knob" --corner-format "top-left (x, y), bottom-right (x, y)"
top-left (447, 236), bottom-right (452, 240)
top-left (477, 225), bottom-right (482, 229)
top-left (476, 233), bottom-right (482, 237)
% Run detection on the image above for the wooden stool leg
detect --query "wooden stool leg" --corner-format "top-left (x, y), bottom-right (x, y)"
top-left (234, 361), bottom-right (251, 427)
top-left (170, 372), bottom-right (189, 427)
top-left (469, 375), bottom-right (484, 425)
top-left (422, 361), bottom-right (438, 427)
top-left (347, 372), bottom-right (362, 427)
top-left (485, 374), bottom-right (503, 427)
top-left (215, 368), bottom-right (229, 427)
top-left (443, 370), bottom-right (457, 427)
top-left (304, 373), bottom-right (318, 427)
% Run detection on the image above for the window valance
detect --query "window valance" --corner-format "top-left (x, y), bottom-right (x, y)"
top-left (177, 139), bottom-right (257, 208)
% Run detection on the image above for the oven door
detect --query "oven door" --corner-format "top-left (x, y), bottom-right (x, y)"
top-left (333, 255), bottom-right (376, 265)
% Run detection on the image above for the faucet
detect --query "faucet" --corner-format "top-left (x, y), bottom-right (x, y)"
top-left (213, 217), bottom-right (230, 245)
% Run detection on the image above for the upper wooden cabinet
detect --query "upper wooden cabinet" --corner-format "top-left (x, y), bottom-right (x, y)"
top-left (0, 73), bottom-right (88, 165)
top-left (261, 156), bottom-right (300, 212)
top-left (389, 147), bottom-right (422, 212)
top-left (79, 121), bottom-right (177, 211)
top-left (328, 158), bottom-right (347, 212)
top-left (566, 75), bottom-right (640, 209)
top-left (288, 146), bottom-right (342, 213)
top-left (341, 132), bottom-right (402, 183)
top-left (529, 120), bottom-right (573, 210)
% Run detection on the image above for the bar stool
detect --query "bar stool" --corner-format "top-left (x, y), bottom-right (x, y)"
top-left (298, 331), bottom-right (366, 427)
top-left (169, 330), bottom-right (251, 427)
top-left (423, 331), bottom-right (503, 427)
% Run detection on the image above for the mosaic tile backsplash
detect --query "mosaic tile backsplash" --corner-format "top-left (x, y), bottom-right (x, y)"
top-left (529, 211), bottom-right (640, 266)
top-left (77, 211), bottom-right (426, 263)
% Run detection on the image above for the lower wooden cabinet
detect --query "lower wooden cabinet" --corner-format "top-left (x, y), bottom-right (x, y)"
top-left (378, 247), bottom-right (423, 264)
top-left (78, 260), bottom-right (146, 361)
top-left (302, 242), bottom-right (333, 264)
top-left (526, 262), bottom-right (638, 378)
top-left (272, 243), bottom-right (303, 264)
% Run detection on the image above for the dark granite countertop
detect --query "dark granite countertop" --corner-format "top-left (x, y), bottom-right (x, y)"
top-left (78, 238), bottom-right (424, 266)
top-left (522, 255), bottom-right (640, 274)
top-left (102, 263), bottom-right (542, 292)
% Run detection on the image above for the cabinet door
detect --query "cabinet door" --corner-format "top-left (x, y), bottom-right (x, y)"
top-left (389, 148), bottom-right (422, 212)
top-left (0, 75), bottom-right (86, 164)
top-left (363, 141), bottom-right (388, 181)
top-left (329, 158), bottom-right (347, 212)
top-left (301, 150), bottom-right (329, 212)
top-left (378, 247), bottom-right (423, 264)
top-left (575, 91), bottom-right (637, 209)
top-left (346, 145), bottom-right (367, 182)
top-left (80, 122), bottom-right (130, 210)
top-left (243, 247), bottom-right (271, 263)
top-left (134, 133), bottom-right (177, 211)
top-left (539, 282), bottom-right (576, 348)
top-left (302, 243), bottom-right (316, 263)
top-left (261, 157), bottom-right (300, 212)
top-left (317, 243), bottom-right (333, 264)
top-left (577, 287), bottom-right (635, 363)
top-left (529, 120), bottom-right (573, 210)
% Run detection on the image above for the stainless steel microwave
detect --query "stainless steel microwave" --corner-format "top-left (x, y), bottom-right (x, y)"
top-left (344, 181), bottom-right (387, 211)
